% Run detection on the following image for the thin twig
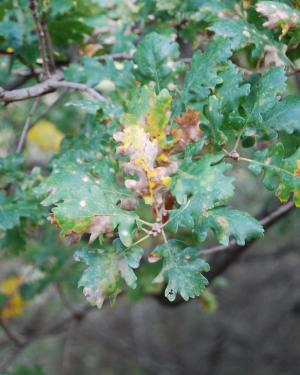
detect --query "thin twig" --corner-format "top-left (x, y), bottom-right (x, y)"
top-left (0, 71), bottom-right (105, 103)
top-left (286, 67), bottom-right (300, 76)
top-left (42, 12), bottom-right (56, 72)
top-left (0, 346), bottom-right (22, 371)
top-left (53, 80), bottom-right (105, 102)
top-left (15, 98), bottom-right (40, 153)
top-left (0, 318), bottom-right (26, 347)
top-left (32, 88), bottom-right (68, 126)
top-left (29, 0), bottom-right (50, 78)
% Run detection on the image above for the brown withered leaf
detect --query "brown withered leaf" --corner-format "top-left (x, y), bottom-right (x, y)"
top-left (172, 110), bottom-right (203, 152)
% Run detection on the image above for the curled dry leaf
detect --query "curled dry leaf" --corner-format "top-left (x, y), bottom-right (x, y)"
top-left (114, 126), bottom-right (177, 205)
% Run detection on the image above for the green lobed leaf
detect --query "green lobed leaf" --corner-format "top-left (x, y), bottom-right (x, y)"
top-left (152, 240), bottom-right (210, 302)
top-left (263, 96), bottom-right (300, 134)
top-left (122, 85), bottom-right (172, 148)
top-left (193, 0), bottom-right (237, 24)
top-left (175, 37), bottom-right (232, 112)
top-left (197, 207), bottom-right (264, 246)
top-left (202, 62), bottom-right (250, 144)
top-left (133, 32), bottom-right (180, 91)
top-left (209, 18), bottom-right (287, 60)
top-left (249, 143), bottom-right (300, 207)
top-left (167, 154), bottom-right (235, 232)
top-left (0, 193), bottom-right (38, 231)
top-left (240, 66), bottom-right (287, 140)
top-left (35, 159), bottom-right (137, 238)
top-left (215, 62), bottom-right (251, 116)
top-left (75, 240), bottom-right (143, 307)
top-left (243, 67), bottom-right (286, 125)
top-left (204, 95), bottom-right (225, 145)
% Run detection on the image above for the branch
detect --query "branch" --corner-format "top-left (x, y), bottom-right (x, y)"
top-left (15, 98), bottom-right (40, 153)
top-left (0, 71), bottom-right (105, 104)
top-left (53, 80), bottom-right (105, 102)
top-left (32, 88), bottom-right (68, 125)
top-left (42, 12), bottom-right (56, 72)
top-left (0, 304), bottom-right (91, 372)
top-left (29, 0), bottom-right (50, 78)
top-left (0, 318), bottom-right (26, 347)
top-left (286, 67), bottom-right (300, 76)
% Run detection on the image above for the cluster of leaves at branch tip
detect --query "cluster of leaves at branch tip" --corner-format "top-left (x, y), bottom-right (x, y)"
top-left (34, 29), bottom-right (300, 306)
top-left (2, 0), bottom-right (300, 310)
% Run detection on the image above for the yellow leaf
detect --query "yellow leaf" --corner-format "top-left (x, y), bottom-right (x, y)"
top-left (0, 276), bottom-right (26, 320)
top-left (27, 120), bottom-right (64, 153)
top-left (294, 160), bottom-right (300, 177)
top-left (294, 160), bottom-right (300, 207)
top-left (121, 86), bottom-right (173, 149)
top-left (147, 89), bottom-right (172, 148)
top-left (81, 43), bottom-right (102, 57)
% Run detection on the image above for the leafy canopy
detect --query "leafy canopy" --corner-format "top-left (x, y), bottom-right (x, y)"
top-left (0, 0), bottom-right (300, 317)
